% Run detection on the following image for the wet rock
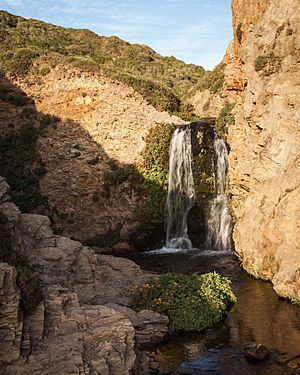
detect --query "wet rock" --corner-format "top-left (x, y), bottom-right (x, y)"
top-left (244, 342), bottom-right (270, 362)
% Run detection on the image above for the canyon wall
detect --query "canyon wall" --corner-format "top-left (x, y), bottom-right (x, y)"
top-left (226, 0), bottom-right (300, 299)
top-left (0, 70), bottom-right (181, 243)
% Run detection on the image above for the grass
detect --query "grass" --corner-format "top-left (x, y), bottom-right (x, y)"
top-left (133, 272), bottom-right (236, 333)
top-left (0, 10), bottom-right (208, 114)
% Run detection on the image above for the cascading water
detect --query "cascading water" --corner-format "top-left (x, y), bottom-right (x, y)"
top-left (205, 137), bottom-right (232, 251)
top-left (165, 125), bottom-right (195, 249)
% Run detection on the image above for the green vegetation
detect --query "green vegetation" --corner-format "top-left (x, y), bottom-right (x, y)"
top-left (188, 63), bottom-right (225, 97)
top-left (191, 124), bottom-right (216, 196)
top-left (136, 123), bottom-right (176, 224)
top-left (291, 298), bottom-right (300, 308)
top-left (0, 10), bottom-right (208, 113)
top-left (216, 101), bottom-right (235, 138)
top-left (236, 23), bottom-right (243, 43)
top-left (254, 53), bottom-right (281, 76)
top-left (104, 163), bottom-right (138, 186)
top-left (133, 272), bottom-right (236, 333)
top-left (0, 214), bottom-right (43, 314)
top-left (0, 123), bottom-right (48, 212)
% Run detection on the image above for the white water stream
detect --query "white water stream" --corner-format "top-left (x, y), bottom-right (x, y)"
top-left (205, 137), bottom-right (232, 250)
top-left (165, 126), bottom-right (195, 249)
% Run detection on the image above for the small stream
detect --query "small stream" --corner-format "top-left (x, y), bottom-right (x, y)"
top-left (124, 123), bottom-right (300, 374)
top-left (125, 250), bottom-right (300, 374)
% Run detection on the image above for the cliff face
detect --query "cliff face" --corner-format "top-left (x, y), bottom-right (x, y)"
top-left (0, 176), bottom-right (168, 374)
top-left (0, 70), bottom-right (181, 243)
top-left (226, 0), bottom-right (300, 299)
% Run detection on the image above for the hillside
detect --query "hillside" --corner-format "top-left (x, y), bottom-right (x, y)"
top-left (0, 10), bottom-right (207, 115)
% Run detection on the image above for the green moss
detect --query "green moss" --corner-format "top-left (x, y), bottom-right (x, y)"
top-left (133, 272), bottom-right (236, 333)
top-left (216, 101), bottom-right (235, 138)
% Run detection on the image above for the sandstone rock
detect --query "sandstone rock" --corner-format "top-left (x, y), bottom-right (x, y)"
top-left (0, 178), bottom-right (154, 374)
top-left (0, 263), bottom-right (22, 365)
top-left (224, 0), bottom-right (300, 301)
top-left (4, 68), bottom-right (183, 242)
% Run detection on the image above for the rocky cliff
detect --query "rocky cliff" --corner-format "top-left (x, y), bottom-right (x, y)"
top-left (0, 176), bottom-right (168, 374)
top-left (226, 0), bottom-right (300, 300)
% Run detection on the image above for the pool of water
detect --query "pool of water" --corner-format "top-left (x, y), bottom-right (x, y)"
top-left (123, 250), bottom-right (300, 374)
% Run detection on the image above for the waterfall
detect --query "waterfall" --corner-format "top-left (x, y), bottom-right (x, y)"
top-left (165, 126), bottom-right (195, 249)
top-left (205, 137), bottom-right (232, 251)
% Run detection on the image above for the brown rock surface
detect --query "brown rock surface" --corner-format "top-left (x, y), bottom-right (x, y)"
top-left (225, 0), bottom-right (300, 300)
top-left (0, 263), bottom-right (22, 365)
top-left (7, 68), bottom-right (182, 241)
top-left (0, 178), bottom-right (155, 374)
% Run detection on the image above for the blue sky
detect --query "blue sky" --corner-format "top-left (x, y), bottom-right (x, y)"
top-left (0, 0), bottom-right (233, 69)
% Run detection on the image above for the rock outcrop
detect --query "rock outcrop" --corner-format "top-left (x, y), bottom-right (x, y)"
top-left (225, 0), bottom-right (300, 300)
top-left (0, 177), bottom-right (167, 374)
top-left (6, 68), bottom-right (181, 242)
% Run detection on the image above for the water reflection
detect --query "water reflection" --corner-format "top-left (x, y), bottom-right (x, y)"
top-left (127, 251), bottom-right (300, 374)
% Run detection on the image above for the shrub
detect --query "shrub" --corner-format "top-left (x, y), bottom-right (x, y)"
top-left (40, 114), bottom-right (52, 129)
top-left (9, 48), bottom-right (38, 75)
top-left (133, 272), bottom-right (236, 333)
top-left (189, 63), bottom-right (225, 95)
top-left (254, 53), bottom-right (281, 75)
top-left (0, 123), bottom-right (48, 212)
top-left (104, 163), bottom-right (135, 186)
top-left (39, 67), bottom-right (50, 76)
top-left (7, 92), bottom-right (29, 106)
top-left (216, 101), bottom-right (235, 138)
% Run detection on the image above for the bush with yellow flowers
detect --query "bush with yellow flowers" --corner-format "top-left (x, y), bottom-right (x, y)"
top-left (133, 272), bottom-right (236, 333)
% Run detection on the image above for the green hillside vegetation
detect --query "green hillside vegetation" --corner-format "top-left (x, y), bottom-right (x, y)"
top-left (0, 10), bottom-right (209, 114)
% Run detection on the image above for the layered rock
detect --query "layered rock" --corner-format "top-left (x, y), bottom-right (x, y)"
top-left (225, 0), bottom-right (300, 300)
top-left (0, 177), bottom-right (167, 374)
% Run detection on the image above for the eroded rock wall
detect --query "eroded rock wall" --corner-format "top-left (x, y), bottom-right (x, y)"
top-left (0, 177), bottom-right (167, 374)
top-left (226, 0), bottom-right (300, 299)
top-left (0, 69), bottom-right (181, 242)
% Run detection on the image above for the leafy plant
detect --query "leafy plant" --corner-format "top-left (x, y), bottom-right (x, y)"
top-left (133, 272), bottom-right (236, 333)
top-left (216, 101), bottom-right (235, 138)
